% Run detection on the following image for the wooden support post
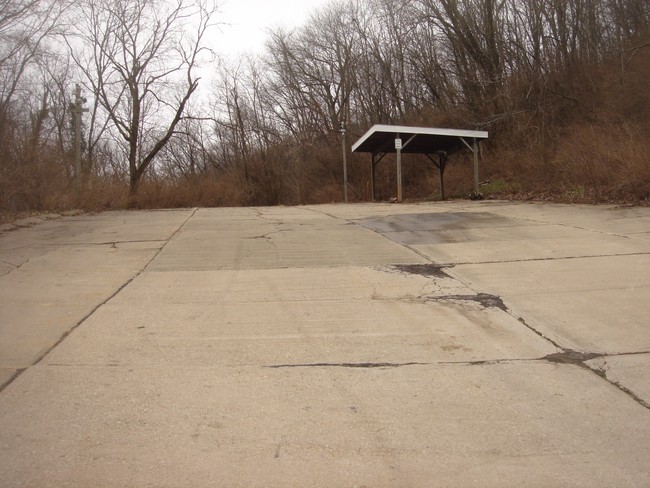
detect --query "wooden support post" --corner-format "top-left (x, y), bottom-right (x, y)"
top-left (370, 154), bottom-right (376, 202)
top-left (439, 152), bottom-right (447, 200)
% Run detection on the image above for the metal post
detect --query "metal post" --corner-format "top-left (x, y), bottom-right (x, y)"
top-left (395, 136), bottom-right (402, 203)
top-left (340, 125), bottom-right (348, 203)
top-left (473, 138), bottom-right (479, 195)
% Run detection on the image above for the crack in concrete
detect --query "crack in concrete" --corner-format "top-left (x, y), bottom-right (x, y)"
top-left (0, 259), bottom-right (18, 268)
top-left (246, 228), bottom-right (291, 242)
top-left (0, 208), bottom-right (199, 394)
top-left (252, 209), bottom-right (284, 226)
top-left (423, 293), bottom-right (508, 311)
top-left (438, 351), bottom-right (650, 410)
top-left (380, 262), bottom-right (512, 312)
top-left (388, 257), bottom-right (650, 411)
top-left (448, 251), bottom-right (650, 267)
top-left (588, 358), bottom-right (650, 410)
top-left (85, 239), bottom-right (166, 247)
top-left (0, 368), bottom-right (26, 392)
top-left (246, 232), bottom-right (281, 254)
top-left (303, 207), bottom-right (650, 412)
top-left (266, 362), bottom-right (428, 369)
top-left (515, 316), bottom-right (564, 350)
top-left (2, 239), bottom-right (166, 251)
top-left (45, 239), bottom-right (167, 247)
top-left (542, 349), bottom-right (650, 410)
top-left (438, 357), bottom-right (534, 366)
top-left (0, 255), bottom-right (36, 276)
top-left (503, 213), bottom-right (637, 241)
top-left (0, 240), bottom-right (167, 277)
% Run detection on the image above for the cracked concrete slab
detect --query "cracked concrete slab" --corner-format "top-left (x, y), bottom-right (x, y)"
top-left (104, 265), bottom-right (474, 305)
top-left (43, 267), bottom-right (555, 368)
top-left (0, 209), bottom-right (192, 269)
top-left (453, 254), bottom-right (650, 352)
top-left (586, 353), bottom-right (650, 406)
top-left (150, 210), bottom-right (427, 271)
top-left (1, 202), bottom-right (650, 487)
top-left (43, 263), bottom-right (555, 370)
top-left (412, 236), bottom-right (649, 265)
top-left (0, 245), bottom-right (161, 368)
top-left (356, 204), bottom-right (650, 266)
top-left (1, 362), bottom-right (648, 487)
top-left (0, 209), bottom-right (193, 386)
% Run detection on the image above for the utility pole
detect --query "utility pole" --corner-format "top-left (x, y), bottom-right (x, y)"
top-left (340, 124), bottom-right (348, 203)
top-left (70, 84), bottom-right (88, 189)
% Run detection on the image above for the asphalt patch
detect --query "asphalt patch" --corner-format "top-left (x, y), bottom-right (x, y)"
top-left (426, 293), bottom-right (508, 311)
top-left (543, 349), bottom-right (603, 366)
top-left (391, 263), bottom-right (451, 279)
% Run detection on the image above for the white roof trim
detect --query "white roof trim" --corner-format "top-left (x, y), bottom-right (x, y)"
top-left (352, 124), bottom-right (488, 153)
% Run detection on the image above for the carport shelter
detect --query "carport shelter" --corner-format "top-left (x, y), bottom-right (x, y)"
top-left (351, 124), bottom-right (488, 202)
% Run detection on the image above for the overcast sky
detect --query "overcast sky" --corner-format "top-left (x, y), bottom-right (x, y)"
top-left (214, 0), bottom-right (332, 58)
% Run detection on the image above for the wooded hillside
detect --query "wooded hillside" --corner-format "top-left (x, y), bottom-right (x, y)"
top-left (1, 0), bottom-right (649, 212)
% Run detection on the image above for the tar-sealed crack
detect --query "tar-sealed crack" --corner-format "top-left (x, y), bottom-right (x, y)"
top-left (390, 263), bottom-right (451, 279)
top-left (542, 349), bottom-right (603, 365)
top-left (386, 265), bottom-right (508, 311)
top-left (542, 349), bottom-right (650, 410)
top-left (425, 293), bottom-right (508, 311)
top-left (516, 316), bottom-right (564, 350)
top-left (386, 260), bottom-right (650, 410)
top-left (266, 362), bottom-right (427, 369)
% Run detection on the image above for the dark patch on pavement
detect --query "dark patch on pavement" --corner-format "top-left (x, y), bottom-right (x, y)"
top-left (391, 263), bottom-right (451, 279)
top-left (469, 293), bottom-right (508, 311)
top-left (356, 212), bottom-right (516, 245)
top-left (427, 293), bottom-right (508, 311)
top-left (543, 349), bottom-right (603, 366)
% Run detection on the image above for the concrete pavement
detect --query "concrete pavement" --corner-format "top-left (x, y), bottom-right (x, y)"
top-left (1, 201), bottom-right (649, 487)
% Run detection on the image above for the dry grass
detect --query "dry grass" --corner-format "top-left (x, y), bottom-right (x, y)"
top-left (476, 44), bottom-right (650, 205)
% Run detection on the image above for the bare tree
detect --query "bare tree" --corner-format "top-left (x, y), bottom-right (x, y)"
top-left (265, 1), bottom-right (360, 138)
top-left (69, 0), bottom-right (218, 196)
top-left (157, 114), bottom-right (216, 179)
top-left (0, 0), bottom-right (69, 138)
